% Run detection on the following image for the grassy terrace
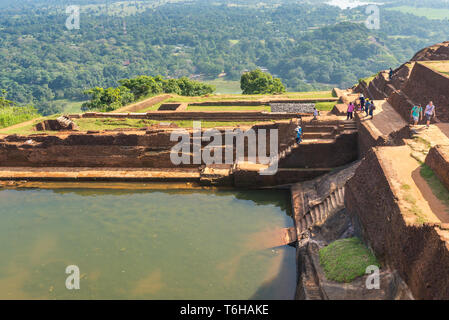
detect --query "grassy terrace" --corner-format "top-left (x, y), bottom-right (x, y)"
top-left (186, 105), bottom-right (271, 112)
top-left (319, 238), bottom-right (379, 283)
top-left (419, 61), bottom-right (449, 77)
top-left (74, 118), bottom-right (267, 131)
top-left (0, 118), bottom-right (267, 135)
top-left (138, 90), bottom-right (337, 112)
top-left (0, 91), bottom-right (337, 135)
top-left (0, 114), bottom-right (61, 135)
top-left (163, 91), bottom-right (336, 103)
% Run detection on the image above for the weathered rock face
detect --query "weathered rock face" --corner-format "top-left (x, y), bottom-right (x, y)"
top-left (345, 148), bottom-right (449, 300)
top-left (411, 41), bottom-right (449, 61)
top-left (425, 145), bottom-right (449, 191)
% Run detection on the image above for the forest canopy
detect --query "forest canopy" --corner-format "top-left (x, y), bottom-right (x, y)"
top-left (81, 75), bottom-right (215, 112)
top-left (1, 1), bottom-right (449, 114)
top-left (241, 70), bottom-right (286, 95)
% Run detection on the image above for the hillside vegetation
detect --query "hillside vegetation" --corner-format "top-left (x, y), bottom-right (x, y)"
top-left (2, 1), bottom-right (449, 114)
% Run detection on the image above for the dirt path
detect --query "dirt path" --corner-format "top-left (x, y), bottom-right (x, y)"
top-left (379, 146), bottom-right (449, 223)
top-left (412, 123), bottom-right (449, 147)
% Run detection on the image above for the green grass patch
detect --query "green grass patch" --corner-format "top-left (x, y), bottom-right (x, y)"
top-left (319, 237), bottom-right (379, 283)
top-left (73, 118), bottom-right (264, 131)
top-left (315, 101), bottom-right (336, 111)
top-left (0, 114), bottom-right (61, 135)
top-left (203, 79), bottom-right (242, 94)
top-left (165, 91), bottom-right (336, 104)
top-left (53, 99), bottom-right (86, 114)
top-left (401, 184), bottom-right (412, 191)
top-left (0, 106), bottom-right (41, 129)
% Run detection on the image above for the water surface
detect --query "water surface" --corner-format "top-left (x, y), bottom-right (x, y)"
top-left (0, 187), bottom-right (296, 300)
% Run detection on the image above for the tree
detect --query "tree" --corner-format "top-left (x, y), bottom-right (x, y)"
top-left (0, 89), bottom-right (14, 108)
top-left (240, 69), bottom-right (286, 95)
top-left (81, 86), bottom-right (134, 112)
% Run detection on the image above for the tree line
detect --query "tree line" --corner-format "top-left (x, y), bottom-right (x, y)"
top-left (81, 76), bottom-right (215, 112)
top-left (1, 1), bottom-right (449, 114)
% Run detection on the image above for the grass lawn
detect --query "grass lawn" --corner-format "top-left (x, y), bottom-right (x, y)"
top-left (0, 107), bottom-right (41, 129)
top-left (315, 101), bottom-right (336, 111)
top-left (186, 105), bottom-right (271, 112)
top-left (52, 99), bottom-right (86, 114)
top-left (387, 6), bottom-right (449, 20)
top-left (203, 79), bottom-right (242, 94)
top-left (165, 91), bottom-right (336, 104)
top-left (140, 102), bottom-right (166, 112)
top-left (73, 118), bottom-right (265, 131)
top-left (319, 237), bottom-right (379, 283)
top-left (0, 114), bottom-right (62, 135)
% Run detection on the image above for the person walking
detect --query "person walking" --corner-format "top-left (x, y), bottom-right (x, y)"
top-left (389, 68), bottom-right (394, 81)
top-left (295, 126), bottom-right (303, 144)
top-left (365, 99), bottom-right (371, 117)
top-left (369, 100), bottom-right (376, 119)
top-left (346, 102), bottom-right (355, 120)
top-left (313, 107), bottom-right (319, 121)
top-left (360, 94), bottom-right (365, 112)
top-left (424, 101), bottom-right (436, 129)
top-left (410, 104), bottom-right (423, 126)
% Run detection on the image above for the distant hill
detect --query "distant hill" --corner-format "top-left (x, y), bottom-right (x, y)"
top-left (1, 0), bottom-right (449, 115)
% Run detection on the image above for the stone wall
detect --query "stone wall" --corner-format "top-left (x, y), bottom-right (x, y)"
top-left (270, 103), bottom-right (316, 113)
top-left (425, 145), bottom-right (449, 191)
top-left (80, 111), bottom-right (299, 121)
top-left (400, 62), bottom-right (449, 123)
top-left (0, 121), bottom-right (297, 169)
top-left (345, 147), bottom-right (449, 299)
top-left (355, 112), bottom-right (410, 158)
top-left (279, 132), bottom-right (358, 169)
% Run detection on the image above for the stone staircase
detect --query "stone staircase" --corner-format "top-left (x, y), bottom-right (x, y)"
top-left (291, 161), bottom-right (361, 240)
top-left (296, 186), bottom-right (345, 235)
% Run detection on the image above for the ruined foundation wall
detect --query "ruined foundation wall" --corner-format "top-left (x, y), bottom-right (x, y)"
top-left (279, 133), bottom-right (358, 168)
top-left (393, 63), bottom-right (449, 123)
top-left (0, 122), bottom-right (297, 168)
top-left (345, 148), bottom-right (449, 300)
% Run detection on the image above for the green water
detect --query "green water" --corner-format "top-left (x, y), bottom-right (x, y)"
top-left (0, 188), bottom-right (296, 300)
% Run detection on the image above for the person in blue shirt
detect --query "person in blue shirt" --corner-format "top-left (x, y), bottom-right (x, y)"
top-left (365, 99), bottom-right (371, 117)
top-left (295, 126), bottom-right (303, 144)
